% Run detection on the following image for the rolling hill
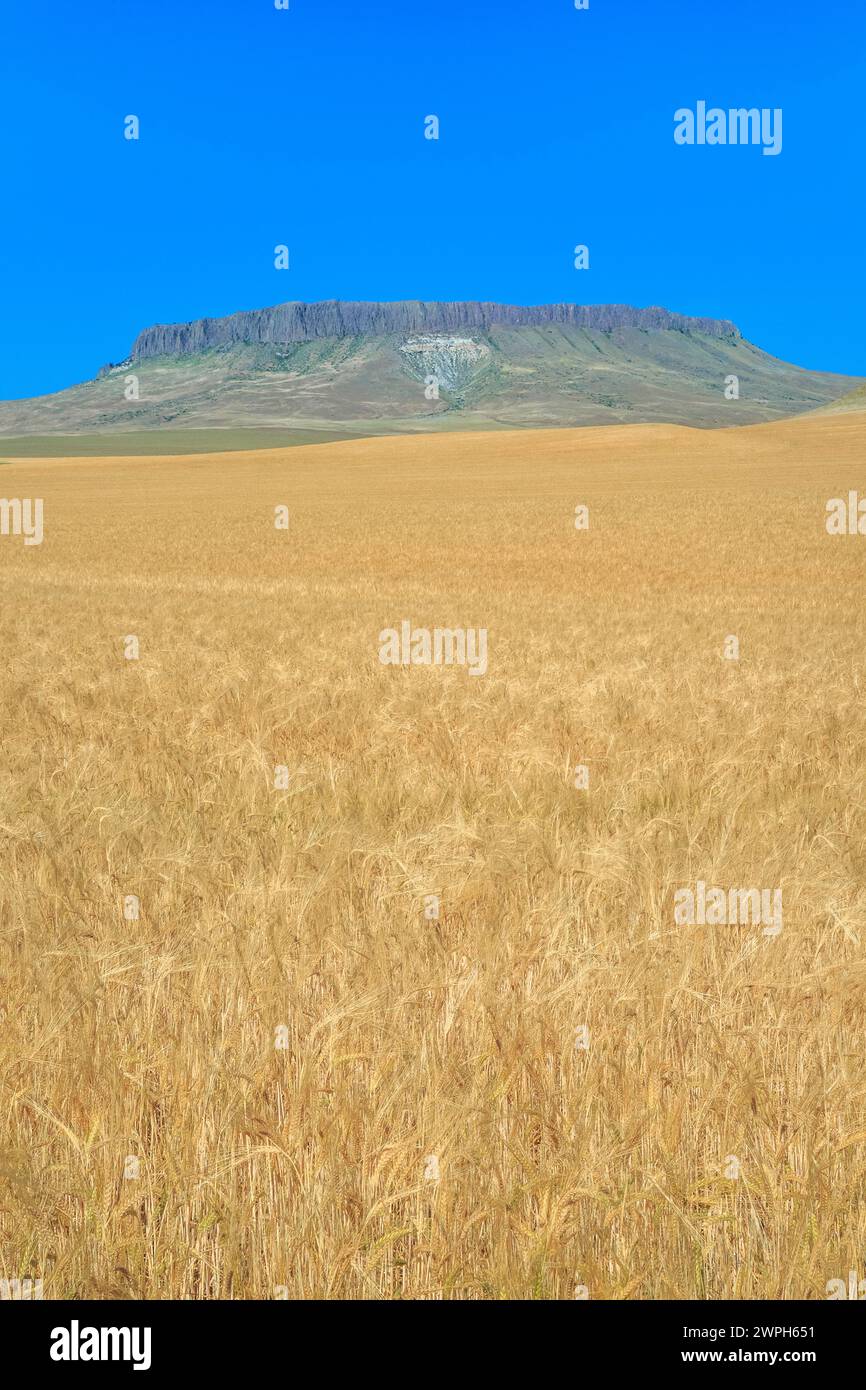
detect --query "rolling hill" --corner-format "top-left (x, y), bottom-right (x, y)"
top-left (0, 300), bottom-right (861, 451)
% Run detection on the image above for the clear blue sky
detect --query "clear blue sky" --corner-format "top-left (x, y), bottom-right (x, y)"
top-left (1, 0), bottom-right (863, 401)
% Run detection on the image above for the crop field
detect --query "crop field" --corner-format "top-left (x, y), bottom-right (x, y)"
top-left (1, 413), bottom-right (866, 1300)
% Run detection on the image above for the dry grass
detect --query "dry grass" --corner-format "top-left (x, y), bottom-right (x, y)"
top-left (2, 414), bottom-right (866, 1300)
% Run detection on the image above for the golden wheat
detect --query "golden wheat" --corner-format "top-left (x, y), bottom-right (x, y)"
top-left (1, 414), bottom-right (866, 1299)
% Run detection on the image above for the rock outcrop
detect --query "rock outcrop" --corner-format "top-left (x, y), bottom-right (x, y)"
top-left (6, 301), bottom-right (859, 441)
top-left (130, 301), bottom-right (741, 360)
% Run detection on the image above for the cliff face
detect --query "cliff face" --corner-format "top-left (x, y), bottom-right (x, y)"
top-left (8, 299), bottom-right (856, 440)
top-left (130, 301), bottom-right (741, 359)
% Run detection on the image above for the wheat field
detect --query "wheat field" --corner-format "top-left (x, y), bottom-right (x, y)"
top-left (2, 413), bottom-right (866, 1300)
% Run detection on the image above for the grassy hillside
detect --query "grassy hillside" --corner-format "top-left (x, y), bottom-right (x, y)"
top-left (0, 326), bottom-right (861, 442)
top-left (815, 382), bottom-right (866, 414)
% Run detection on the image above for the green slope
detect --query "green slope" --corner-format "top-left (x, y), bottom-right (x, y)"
top-left (1, 325), bottom-right (861, 444)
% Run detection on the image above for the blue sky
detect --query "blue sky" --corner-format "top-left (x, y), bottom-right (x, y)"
top-left (1, 0), bottom-right (863, 400)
